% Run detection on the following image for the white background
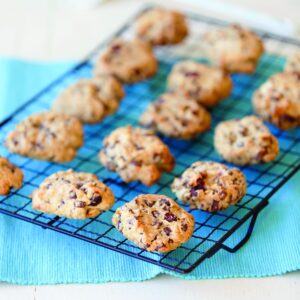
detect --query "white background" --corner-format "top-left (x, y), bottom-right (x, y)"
top-left (0, 0), bottom-right (299, 299)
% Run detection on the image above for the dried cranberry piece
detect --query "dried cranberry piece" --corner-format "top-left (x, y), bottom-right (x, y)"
top-left (184, 71), bottom-right (199, 77)
top-left (164, 212), bottom-right (177, 222)
top-left (163, 227), bottom-right (172, 236)
top-left (90, 194), bottom-right (102, 206)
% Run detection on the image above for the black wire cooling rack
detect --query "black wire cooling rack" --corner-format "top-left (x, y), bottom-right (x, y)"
top-left (0, 6), bottom-right (300, 274)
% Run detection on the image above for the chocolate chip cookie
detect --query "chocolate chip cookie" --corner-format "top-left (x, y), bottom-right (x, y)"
top-left (99, 126), bottom-right (175, 186)
top-left (135, 8), bottom-right (188, 45)
top-left (214, 116), bottom-right (279, 165)
top-left (5, 112), bottom-right (83, 162)
top-left (0, 157), bottom-right (23, 195)
top-left (167, 61), bottom-right (232, 107)
top-left (285, 52), bottom-right (300, 74)
top-left (202, 24), bottom-right (264, 73)
top-left (253, 72), bottom-right (300, 130)
top-left (52, 76), bottom-right (124, 123)
top-left (139, 92), bottom-right (211, 139)
top-left (112, 194), bottom-right (194, 252)
top-left (94, 39), bottom-right (157, 83)
top-left (32, 169), bottom-right (115, 219)
top-left (171, 161), bottom-right (246, 212)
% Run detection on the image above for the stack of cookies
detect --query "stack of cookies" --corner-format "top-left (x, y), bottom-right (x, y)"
top-left (2, 7), bottom-right (299, 254)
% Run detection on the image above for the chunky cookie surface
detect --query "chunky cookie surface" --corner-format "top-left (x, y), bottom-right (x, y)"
top-left (94, 39), bottom-right (157, 83)
top-left (167, 61), bottom-right (232, 107)
top-left (253, 72), bottom-right (300, 130)
top-left (139, 92), bottom-right (211, 139)
top-left (135, 8), bottom-right (188, 45)
top-left (99, 126), bottom-right (175, 186)
top-left (52, 76), bottom-right (124, 123)
top-left (285, 52), bottom-right (300, 74)
top-left (214, 116), bottom-right (279, 165)
top-left (32, 169), bottom-right (115, 219)
top-left (0, 157), bottom-right (23, 195)
top-left (202, 24), bottom-right (264, 73)
top-left (5, 112), bottom-right (83, 162)
top-left (171, 161), bottom-right (246, 211)
top-left (112, 194), bottom-right (194, 252)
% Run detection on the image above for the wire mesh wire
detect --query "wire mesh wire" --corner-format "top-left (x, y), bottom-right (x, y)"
top-left (0, 6), bottom-right (300, 274)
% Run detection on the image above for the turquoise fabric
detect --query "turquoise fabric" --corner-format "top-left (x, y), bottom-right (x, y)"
top-left (0, 58), bottom-right (299, 284)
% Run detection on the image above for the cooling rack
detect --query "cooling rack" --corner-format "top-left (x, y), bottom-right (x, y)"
top-left (0, 5), bottom-right (300, 274)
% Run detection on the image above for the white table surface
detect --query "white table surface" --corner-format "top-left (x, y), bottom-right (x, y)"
top-left (0, 0), bottom-right (299, 299)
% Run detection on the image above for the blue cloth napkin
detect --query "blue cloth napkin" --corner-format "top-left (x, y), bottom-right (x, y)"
top-left (0, 58), bottom-right (299, 284)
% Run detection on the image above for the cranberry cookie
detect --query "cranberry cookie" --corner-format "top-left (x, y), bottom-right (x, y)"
top-left (171, 161), bottom-right (246, 212)
top-left (135, 8), bottom-right (188, 45)
top-left (52, 76), bottom-right (124, 123)
top-left (99, 126), bottom-right (174, 186)
top-left (139, 92), bottom-right (211, 139)
top-left (253, 72), bottom-right (300, 130)
top-left (94, 39), bottom-right (157, 83)
top-left (167, 61), bottom-right (232, 107)
top-left (0, 157), bottom-right (23, 195)
top-left (112, 194), bottom-right (194, 252)
top-left (32, 169), bottom-right (115, 219)
top-left (214, 116), bottom-right (279, 165)
top-left (202, 24), bottom-right (264, 73)
top-left (5, 112), bottom-right (83, 162)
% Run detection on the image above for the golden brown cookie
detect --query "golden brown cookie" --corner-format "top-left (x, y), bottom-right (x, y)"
top-left (171, 161), bottom-right (247, 212)
top-left (99, 126), bottom-right (175, 186)
top-left (167, 60), bottom-right (232, 107)
top-left (94, 39), bottom-right (157, 83)
top-left (135, 9), bottom-right (188, 45)
top-left (32, 169), bottom-right (115, 219)
top-left (214, 116), bottom-right (279, 165)
top-left (0, 157), bottom-right (23, 195)
top-left (202, 24), bottom-right (264, 73)
top-left (112, 194), bottom-right (194, 252)
top-left (5, 112), bottom-right (83, 162)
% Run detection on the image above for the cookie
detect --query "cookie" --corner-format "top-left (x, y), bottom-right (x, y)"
top-left (99, 126), bottom-right (174, 186)
top-left (214, 116), bottom-right (279, 165)
top-left (32, 169), bottom-right (115, 219)
top-left (253, 72), bottom-right (300, 130)
top-left (139, 92), bottom-right (211, 139)
top-left (135, 9), bottom-right (188, 45)
top-left (112, 194), bottom-right (194, 252)
top-left (0, 157), bottom-right (23, 195)
top-left (167, 61), bottom-right (232, 107)
top-left (94, 39), bottom-right (157, 83)
top-left (285, 52), bottom-right (300, 74)
top-left (5, 112), bottom-right (83, 162)
top-left (52, 76), bottom-right (124, 123)
top-left (202, 24), bottom-right (264, 73)
top-left (171, 161), bottom-right (246, 212)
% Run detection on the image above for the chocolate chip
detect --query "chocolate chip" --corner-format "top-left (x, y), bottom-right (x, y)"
top-left (69, 191), bottom-right (77, 199)
top-left (144, 199), bottom-right (155, 207)
top-left (131, 160), bottom-right (141, 167)
top-left (90, 194), bottom-right (102, 206)
top-left (75, 201), bottom-right (86, 208)
top-left (181, 223), bottom-right (188, 232)
top-left (159, 198), bottom-right (171, 211)
top-left (76, 183), bottom-right (83, 189)
top-left (164, 212), bottom-right (177, 222)
top-left (111, 44), bottom-right (121, 53)
top-left (163, 227), bottom-right (172, 236)
top-left (211, 200), bottom-right (219, 212)
top-left (151, 210), bottom-right (160, 218)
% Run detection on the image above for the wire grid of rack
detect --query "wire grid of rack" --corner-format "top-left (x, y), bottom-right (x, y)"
top-left (0, 6), bottom-right (300, 274)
